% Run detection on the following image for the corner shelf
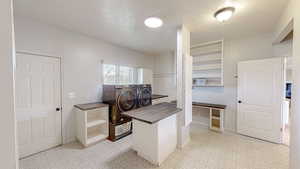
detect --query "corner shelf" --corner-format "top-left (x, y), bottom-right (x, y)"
top-left (192, 103), bottom-right (225, 133)
top-left (193, 59), bottom-right (222, 65)
top-left (211, 116), bottom-right (221, 120)
top-left (193, 64), bottom-right (222, 71)
top-left (193, 85), bottom-right (224, 88)
top-left (87, 132), bottom-right (107, 145)
top-left (87, 119), bottom-right (106, 128)
top-left (76, 106), bottom-right (109, 147)
top-left (192, 49), bottom-right (221, 57)
top-left (210, 108), bottom-right (224, 132)
top-left (191, 40), bottom-right (224, 87)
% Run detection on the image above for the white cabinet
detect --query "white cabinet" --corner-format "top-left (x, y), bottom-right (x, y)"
top-left (209, 108), bottom-right (224, 132)
top-left (75, 105), bottom-right (109, 147)
top-left (191, 40), bottom-right (224, 87)
top-left (132, 114), bottom-right (177, 166)
top-left (192, 103), bottom-right (225, 132)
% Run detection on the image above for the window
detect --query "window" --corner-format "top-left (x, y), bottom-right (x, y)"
top-left (103, 64), bottom-right (117, 84)
top-left (119, 66), bottom-right (135, 84)
top-left (103, 64), bottom-right (142, 84)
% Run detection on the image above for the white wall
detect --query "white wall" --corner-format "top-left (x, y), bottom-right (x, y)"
top-left (273, 0), bottom-right (294, 43)
top-left (153, 51), bottom-right (177, 101)
top-left (0, 0), bottom-right (18, 168)
top-left (273, 39), bottom-right (293, 58)
top-left (275, 0), bottom-right (300, 168)
top-left (292, 4), bottom-right (300, 168)
top-left (154, 33), bottom-right (283, 131)
top-left (193, 33), bottom-right (275, 131)
top-left (14, 16), bottom-right (154, 143)
top-left (286, 69), bottom-right (293, 82)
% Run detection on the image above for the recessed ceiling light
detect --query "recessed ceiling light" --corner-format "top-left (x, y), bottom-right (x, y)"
top-left (144, 17), bottom-right (163, 28)
top-left (214, 7), bottom-right (235, 22)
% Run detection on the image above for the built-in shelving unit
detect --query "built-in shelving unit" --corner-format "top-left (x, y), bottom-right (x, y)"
top-left (75, 106), bottom-right (109, 147)
top-left (209, 108), bottom-right (224, 132)
top-left (192, 103), bottom-right (225, 133)
top-left (191, 40), bottom-right (224, 87)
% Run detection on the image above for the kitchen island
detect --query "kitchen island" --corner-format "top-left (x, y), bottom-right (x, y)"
top-left (123, 102), bottom-right (181, 166)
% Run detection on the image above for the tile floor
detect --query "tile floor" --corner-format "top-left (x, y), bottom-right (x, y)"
top-left (20, 124), bottom-right (289, 169)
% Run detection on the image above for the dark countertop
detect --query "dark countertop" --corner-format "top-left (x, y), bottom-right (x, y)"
top-left (192, 102), bottom-right (226, 109)
top-left (74, 102), bottom-right (108, 111)
top-left (170, 100), bottom-right (226, 109)
top-left (152, 94), bottom-right (168, 100)
top-left (123, 102), bottom-right (181, 124)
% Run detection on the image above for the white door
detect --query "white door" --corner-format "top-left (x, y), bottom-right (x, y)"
top-left (15, 53), bottom-right (62, 158)
top-left (237, 57), bottom-right (285, 143)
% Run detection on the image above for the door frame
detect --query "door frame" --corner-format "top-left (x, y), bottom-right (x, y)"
top-left (237, 57), bottom-right (285, 144)
top-left (15, 50), bottom-right (64, 151)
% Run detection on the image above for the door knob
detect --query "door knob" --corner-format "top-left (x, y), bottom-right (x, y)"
top-left (56, 108), bottom-right (61, 111)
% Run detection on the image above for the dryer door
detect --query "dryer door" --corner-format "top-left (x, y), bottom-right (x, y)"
top-left (117, 88), bottom-right (137, 112)
top-left (138, 88), bottom-right (152, 107)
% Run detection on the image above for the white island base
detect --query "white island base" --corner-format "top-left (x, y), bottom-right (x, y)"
top-left (132, 114), bottom-right (177, 166)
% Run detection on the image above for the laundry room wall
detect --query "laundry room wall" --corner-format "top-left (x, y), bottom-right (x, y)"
top-left (14, 16), bottom-right (155, 143)
top-left (152, 51), bottom-right (177, 101)
top-left (274, 0), bottom-right (300, 168)
top-left (153, 33), bottom-right (290, 132)
top-left (0, 0), bottom-right (18, 168)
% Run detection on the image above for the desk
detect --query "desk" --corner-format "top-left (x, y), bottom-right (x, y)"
top-left (192, 102), bottom-right (226, 132)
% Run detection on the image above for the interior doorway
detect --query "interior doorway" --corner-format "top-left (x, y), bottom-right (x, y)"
top-left (282, 37), bottom-right (293, 146)
top-left (15, 52), bottom-right (62, 158)
top-left (273, 22), bottom-right (293, 146)
top-left (237, 57), bottom-right (285, 144)
top-left (273, 26), bottom-right (293, 146)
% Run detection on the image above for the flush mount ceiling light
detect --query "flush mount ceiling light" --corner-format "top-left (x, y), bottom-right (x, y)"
top-left (144, 17), bottom-right (163, 28)
top-left (214, 7), bottom-right (235, 22)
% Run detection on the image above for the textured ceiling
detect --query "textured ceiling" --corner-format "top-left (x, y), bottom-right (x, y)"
top-left (14, 0), bottom-right (288, 55)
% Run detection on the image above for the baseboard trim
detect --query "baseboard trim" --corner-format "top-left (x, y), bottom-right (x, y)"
top-left (63, 137), bottom-right (76, 144)
top-left (191, 121), bottom-right (236, 134)
top-left (191, 121), bottom-right (209, 127)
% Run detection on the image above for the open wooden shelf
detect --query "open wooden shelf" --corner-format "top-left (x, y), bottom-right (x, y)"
top-left (211, 116), bottom-right (220, 120)
top-left (192, 50), bottom-right (221, 57)
top-left (192, 69), bottom-right (222, 79)
top-left (86, 122), bottom-right (108, 145)
top-left (193, 64), bottom-right (222, 71)
top-left (87, 133), bottom-right (107, 145)
top-left (210, 126), bottom-right (222, 131)
top-left (191, 41), bottom-right (222, 56)
top-left (193, 85), bottom-right (224, 87)
top-left (76, 106), bottom-right (109, 147)
top-left (193, 57), bottom-right (221, 64)
top-left (212, 109), bottom-right (221, 117)
top-left (209, 108), bottom-right (224, 132)
top-left (211, 119), bottom-right (220, 128)
top-left (87, 119), bottom-right (106, 128)
top-left (191, 40), bottom-right (224, 87)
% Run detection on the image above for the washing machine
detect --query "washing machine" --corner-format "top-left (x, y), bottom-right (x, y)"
top-left (103, 85), bottom-right (137, 141)
top-left (137, 84), bottom-right (152, 108)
